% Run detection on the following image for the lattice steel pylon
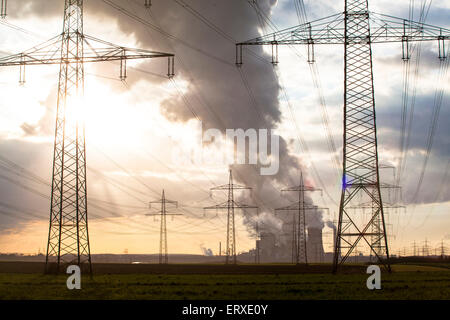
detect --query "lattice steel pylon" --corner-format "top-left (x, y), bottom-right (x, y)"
top-left (348, 164), bottom-right (405, 260)
top-left (347, 198), bottom-right (404, 259)
top-left (204, 170), bottom-right (258, 264)
top-left (255, 209), bottom-right (260, 264)
top-left (275, 172), bottom-right (322, 264)
top-left (236, 0), bottom-right (449, 273)
top-left (347, 167), bottom-right (401, 260)
top-left (440, 240), bottom-right (447, 258)
top-left (0, 0), bottom-right (174, 274)
top-left (337, 0), bottom-right (391, 273)
top-left (146, 190), bottom-right (180, 264)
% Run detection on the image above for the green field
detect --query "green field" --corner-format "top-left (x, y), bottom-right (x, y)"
top-left (0, 264), bottom-right (449, 300)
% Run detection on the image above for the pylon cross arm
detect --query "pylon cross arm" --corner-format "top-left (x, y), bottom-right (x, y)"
top-left (347, 201), bottom-right (405, 210)
top-left (236, 11), bottom-right (449, 47)
top-left (203, 202), bottom-right (229, 210)
top-left (275, 203), bottom-right (326, 211)
top-left (369, 12), bottom-right (450, 43)
top-left (149, 200), bottom-right (178, 205)
top-left (210, 184), bottom-right (251, 191)
top-left (282, 186), bottom-right (319, 192)
top-left (146, 214), bottom-right (182, 216)
top-left (237, 13), bottom-right (345, 46)
top-left (232, 203), bottom-right (258, 209)
top-left (0, 33), bottom-right (174, 67)
top-left (203, 201), bottom-right (257, 210)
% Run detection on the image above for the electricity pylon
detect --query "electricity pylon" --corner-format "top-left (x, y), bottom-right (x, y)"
top-left (0, 0), bottom-right (174, 274)
top-left (204, 169), bottom-right (258, 264)
top-left (423, 239), bottom-right (430, 257)
top-left (348, 199), bottom-right (404, 259)
top-left (275, 172), bottom-right (322, 264)
top-left (440, 240), bottom-right (447, 258)
top-left (236, 0), bottom-right (449, 273)
top-left (347, 178), bottom-right (404, 259)
top-left (146, 190), bottom-right (180, 264)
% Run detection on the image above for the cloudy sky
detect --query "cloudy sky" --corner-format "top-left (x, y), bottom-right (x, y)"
top-left (0, 0), bottom-right (448, 257)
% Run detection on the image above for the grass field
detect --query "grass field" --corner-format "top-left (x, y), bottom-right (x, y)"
top-left (0, 263), bottom-right (449, 300)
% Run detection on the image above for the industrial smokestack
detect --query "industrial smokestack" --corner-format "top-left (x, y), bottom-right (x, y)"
top-left (259, 232), bottom-right (276, 261)
top-left (326, 220), bottom-right (337, 253)
top-left (307, 227), bottom-right (324, 262)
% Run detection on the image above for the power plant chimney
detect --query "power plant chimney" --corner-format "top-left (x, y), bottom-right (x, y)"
top-left (307, 227), bottom-right (324, 263)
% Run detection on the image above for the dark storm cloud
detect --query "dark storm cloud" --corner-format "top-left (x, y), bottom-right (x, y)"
top-left (377, 92), bottom-right (450, 159)
top-left (375, 83), bottom-right (450, 205)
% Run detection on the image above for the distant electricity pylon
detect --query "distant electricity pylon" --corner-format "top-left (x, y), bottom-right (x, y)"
top-left (0, 0), bottom-right (6, 18)
top-left (440, 240), bottom-right (447, 258)
top-left (422, 239), bottom-right (430, 257)
top-left (346, 166), bottom-right (404, 260)
top-left (275, 171), bottom-right (322, 265)
top-left (254, 209), bottom-right (260, 264)
top-left (0, 0), bottom-right (174, 274)
top-left (144, 0), bottom-right (152, 9)
top-left (236, 0), bottom-right (449, 273)
top-left (204, 169), bottom-right (258, 264)
top-left (413, 241), bottom-right (418, 257)
top-left (146, 190), bottom-right (181, 264)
